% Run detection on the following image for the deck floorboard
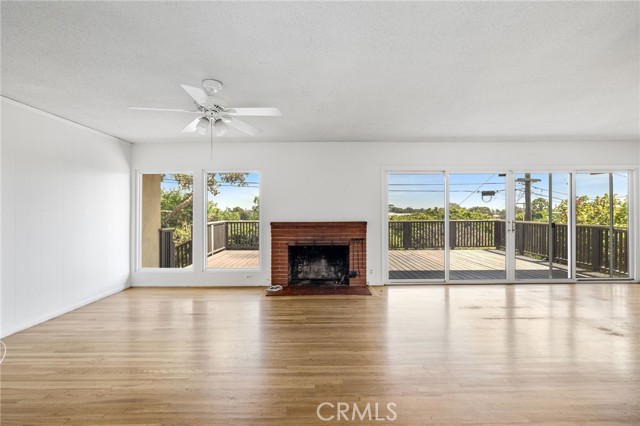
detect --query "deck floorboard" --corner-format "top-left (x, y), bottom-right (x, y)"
top-left (207, 249), bottom-right (610, 279)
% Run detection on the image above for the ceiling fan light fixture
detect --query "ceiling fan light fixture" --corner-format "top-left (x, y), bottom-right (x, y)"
top-left (214, 119), bottom-right (228, 136)
top-left (195, 117), bottom-right (210, 135)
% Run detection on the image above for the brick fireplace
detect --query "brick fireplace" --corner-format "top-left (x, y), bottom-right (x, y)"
top-left (271, 222), bottom-right (367, 286)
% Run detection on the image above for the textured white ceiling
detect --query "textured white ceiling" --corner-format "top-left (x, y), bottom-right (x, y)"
top-left (1, 1), bottom-right (638, 143)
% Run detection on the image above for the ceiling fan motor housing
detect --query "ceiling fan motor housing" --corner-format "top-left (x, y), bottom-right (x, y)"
top-left (202, 79), bottom-right (223, 95)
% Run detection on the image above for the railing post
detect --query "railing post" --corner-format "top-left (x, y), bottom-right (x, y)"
top-left (518, 222), bottom-right (526, 255)
top-left (159, 228), bottom-right (176, 268)
top-left (402, 221), bottom-right (412, 249)
top-left (622, 229), bottom-right (628, 275)
top-left (207, 223), bottom-right (214, 256)
top-left (449, 221), bottom-right (456, 249)
top-left (494, 220), bottom-right (501, 249)
top-left (590, 228), bottom-right (601, 272)
top-left (550, 223), bottom-right (557, 262)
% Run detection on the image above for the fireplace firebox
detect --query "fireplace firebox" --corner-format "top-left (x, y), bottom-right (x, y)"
top-left (270, 222), bottom-right (367, 287)
top-left (288, 245), bottom-right (349, 286)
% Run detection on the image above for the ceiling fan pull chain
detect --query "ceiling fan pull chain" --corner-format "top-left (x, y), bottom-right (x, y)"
top-left (210, 121), bottom-right (214, 160)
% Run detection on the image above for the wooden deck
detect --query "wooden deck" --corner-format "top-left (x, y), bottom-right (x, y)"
top-left (389, 249), bottom-right (599, 280)
top-left (207, 249), bottom-right (606, 279)
top-left (208, 250), bottom-right (260, 269)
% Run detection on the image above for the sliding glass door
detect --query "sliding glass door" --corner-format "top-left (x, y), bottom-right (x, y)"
top-left (386, 170), bottom-right (632, 283)
top-left (513, 173), bottom-right (570, 280)
top-left (575, 173), bottom-right (629, 279)
top-left (449, 173), bottom-right (507, 281)
top-left (387, 173), bottom-right (446, 280)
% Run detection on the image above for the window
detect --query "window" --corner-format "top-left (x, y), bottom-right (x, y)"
top-left (206, 172), bottom-right (260, 269)
top-left (140, 173), bottom-right (193, 269)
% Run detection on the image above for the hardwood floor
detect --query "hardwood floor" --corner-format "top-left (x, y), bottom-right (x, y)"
top-left (1, 284), bottom-right (638, 425)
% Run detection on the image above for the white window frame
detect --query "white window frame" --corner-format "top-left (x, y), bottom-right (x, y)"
top-left (135, 170), bottom-right (195, 272)
top-left (202, 169), bottom-right (262, 272)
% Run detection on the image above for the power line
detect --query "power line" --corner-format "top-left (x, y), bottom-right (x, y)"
top-left (457, 174), bottom-right (497, 206)
top-left (389, 182), bottom-right (504, 186)
top-left (390, 189), bottom-right (506, 193)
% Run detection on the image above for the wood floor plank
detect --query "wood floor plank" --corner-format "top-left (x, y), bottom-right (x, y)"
top-left (1, 285), bottom-right (638, 425)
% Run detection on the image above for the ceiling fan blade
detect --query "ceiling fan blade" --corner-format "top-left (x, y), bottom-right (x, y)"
top-left (180, 84), bottom-right (209, 106)
top-left (180, 117), bottom-right (201, 133)
top-left (227, 107), bottom-right (281, 116)
top-left (227, 117), bottom-right (258, 136)
top-left (129, 106), bottom-right (200, 113)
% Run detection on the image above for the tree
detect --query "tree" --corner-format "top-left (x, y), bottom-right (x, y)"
top-left (516, 197), bottom-right (549, 221)
top-left (523, 195), bottom-right (627, 227)
top-left (163, 173), bottom-right (248, 225)
top-left (206, 193), bottom-right (259, 223)
top-left (574, 194), bottom-right (627, 227)
top-left (250, 196), bottom-right (260, 220)
top-left (161, 173), bottom-right (250, 244)
top-left (161, 188), bottom-right (193, 244)
top-left (467, 206), bottom-right (493, 217)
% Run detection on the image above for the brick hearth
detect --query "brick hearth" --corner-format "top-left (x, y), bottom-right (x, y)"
top-left (270, 222), bottom-right (367, 286)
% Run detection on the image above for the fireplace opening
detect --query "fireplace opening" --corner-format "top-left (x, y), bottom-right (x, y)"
top-left (288, 245), bottom-right (349, 286)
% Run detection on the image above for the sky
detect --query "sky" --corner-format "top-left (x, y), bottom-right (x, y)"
top-left (208, 172), bottom-right (260, 210)
top-left (388, 172), bottom-right (629, 211)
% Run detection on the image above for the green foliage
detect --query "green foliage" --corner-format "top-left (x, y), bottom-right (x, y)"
top-left (389, 203), bottom-right (503, 221)
top-left (574, 194), bottom-right (627, 227)
top-left (514, 195), bottom-right (627, 227)
top-left (451, 204), bottom-right (504, 220)
top-left (390, 194), bottom-right (628, 228)
top-left (514, 198), bottom-right (551, 222)
top-left (389, 207), bottom-right (445, 221)
top-left (160, 188), bottom-right (192, 244)
top-left (207, 196), bottom-right (259, 222)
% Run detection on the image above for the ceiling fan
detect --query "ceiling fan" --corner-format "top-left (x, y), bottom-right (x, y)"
top-left (129, 79), bottom-right (281, 136)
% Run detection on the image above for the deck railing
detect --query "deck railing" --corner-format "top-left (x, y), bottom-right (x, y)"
top-left (175, 240), bottom-right (192, 269)
top-left (159, 228), bottom-right (176, 268)
top-left (389, 220), bottom-right (628, 275)
top-left (206, 221), bottom-right (259, 255)
top-left (159, 221), bottom-right (260, 268)
top-left (389, 220), bottom-right (502, 250)
top-left (159, 228), bottom-right (193, 268)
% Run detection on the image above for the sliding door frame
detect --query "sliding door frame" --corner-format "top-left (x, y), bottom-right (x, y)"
top-left (446, 170), bottom-right (512, 284)
top-left (510, 170), bottom-right (575, 283)
top-left (383, 167), bottom-right (636, 284)
top-left (383, 170), bottom-right (448, 284)
top-left (574, 170), bottom-right (635, 281)
top-left (384, 167), bottom-right (513, 285)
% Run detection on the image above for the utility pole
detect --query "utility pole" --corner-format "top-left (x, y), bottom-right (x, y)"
top-left (524, 173), bottom-right (532, 221)
top-left (515, 174), bottom-right (541, 221)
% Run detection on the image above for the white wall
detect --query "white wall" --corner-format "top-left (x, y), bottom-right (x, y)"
top-left (131, 139), bottom-right (640, 286)
top-left (1, 98), bottom-right (131, 337)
